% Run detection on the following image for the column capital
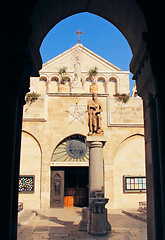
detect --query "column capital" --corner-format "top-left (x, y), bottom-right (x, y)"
top-left (86, 136), bottom-right (107, 148)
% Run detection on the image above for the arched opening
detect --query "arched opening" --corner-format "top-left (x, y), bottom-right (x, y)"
top-left (113, 134), bottom-right (145, 209)
top-left (39, 75), bottom-right (48, 94)
top-left (22, 8), bottom-right (147, 236)
top-left (29, 0), bottom-right (148, 87)
top-left (97, 77), bottom-right (106, 93)
top-left (51, 134), bottom-right (89, 208)
top-left (2, 1), bottom-right (164, 239)
top-left (64, 76), bottom-right (71, 92)
top-left (19, 131), bottom-right (42, 209)
top-left (109, 77), bottom-right (118, 95)
top-left (49, 76), bottom-right (59, 93)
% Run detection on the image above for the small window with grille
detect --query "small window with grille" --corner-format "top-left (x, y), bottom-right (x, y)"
top-left (123, 176), bottom-right (146, 193)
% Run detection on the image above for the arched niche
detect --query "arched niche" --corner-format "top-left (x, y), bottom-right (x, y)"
top-left (112, 134), bottom-right (146, 209)
top-left (19, 131), bottom-right (42, 209)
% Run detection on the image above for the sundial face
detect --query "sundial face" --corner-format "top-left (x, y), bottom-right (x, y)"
top-left (51, 134), bottom-right (89, 162)
top-left (66, 140), bottom-right (87, 159)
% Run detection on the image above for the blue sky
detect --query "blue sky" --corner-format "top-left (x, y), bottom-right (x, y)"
top-left (40, 12), bottom-right (135, 91)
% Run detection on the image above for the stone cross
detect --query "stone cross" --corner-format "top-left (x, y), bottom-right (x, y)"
top-left (75, 29), bottom-right (83, 43)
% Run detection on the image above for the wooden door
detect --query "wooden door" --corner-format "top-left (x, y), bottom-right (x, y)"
top-left (50, 171), bottom-right (64, 208)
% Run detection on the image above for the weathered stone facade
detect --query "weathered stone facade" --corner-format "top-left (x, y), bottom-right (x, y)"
top-left (19, 43), bottom-right (146, 210)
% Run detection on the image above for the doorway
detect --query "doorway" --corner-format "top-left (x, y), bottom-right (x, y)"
top-left (50, 167), bottom-right (89, 208)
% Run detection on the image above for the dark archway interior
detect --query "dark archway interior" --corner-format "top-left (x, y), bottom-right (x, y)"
top-left (51, 166), bottom-right (89, 207)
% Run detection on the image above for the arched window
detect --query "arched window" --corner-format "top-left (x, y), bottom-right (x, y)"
top-left (51, 77), bottom-right (59, 82)
top-left (97, 77), bottom-right (105, 83)
top-left (109, 77), bottom-right (118, 95)
top-left (49, 76), bottom-right (59, 93)
top-left (64, 77), bottom-right (71, 92)
top-left (86, 77), bottom-right (93, 82)
top-left (109, 77), bottom-right (117, 83)
top-left (38, 76), bottom-right (48, 94)
top-left (51, 134), bottom-right (89, 163)
top-left (39, 76), bottom-right (47, 82)
top-left (97, 77), bottom-right (106, 93)
top-left (65, 77), bottom-right (70, 82)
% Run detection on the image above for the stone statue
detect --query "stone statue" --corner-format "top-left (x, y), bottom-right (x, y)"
top-left (87, 93), bottom-right (104, 135)
top-left (73, 56), bottom-right (82, 87)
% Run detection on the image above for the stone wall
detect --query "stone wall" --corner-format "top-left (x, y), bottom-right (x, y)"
top-left (20, 93), bottom-right (145, 210)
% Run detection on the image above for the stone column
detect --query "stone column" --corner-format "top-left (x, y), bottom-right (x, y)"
top-left (143, 97), bottom-right (160, 240)
top-left (87, 138), bottom-right (105, 198)
top-left (85, 135), bottom-right (110, 235)
top-left (143, 94), bottom-right (165, 240)
top-left (155, 94), bottom-right (165, 238)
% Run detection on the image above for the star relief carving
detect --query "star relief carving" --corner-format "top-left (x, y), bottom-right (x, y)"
top-left (65, 102), bottom-right (87, 124)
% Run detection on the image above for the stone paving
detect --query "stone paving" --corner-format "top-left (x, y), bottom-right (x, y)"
top-left (17, 208), bottom-right (147, 240)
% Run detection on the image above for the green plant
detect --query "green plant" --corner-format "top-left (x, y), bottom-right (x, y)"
top-left (87, 67), bottom-right (98, 84)
top-left (58, 67), bottom-right (67, 84)
top-left (113, 93), bottom-right (130, 104)
top-left (25, 92), bottom-right (40, 105)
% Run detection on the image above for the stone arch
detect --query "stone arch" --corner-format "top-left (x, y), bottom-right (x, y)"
top-left (51, 133), bottom-right (88, 163)
top-left (29, 0), bottom-right (148, 92)
top-left (96, 75), bottom-right (106, 81)
top-left (108, 76), bottom-right (119, 95)
top-left (39, 75), bottom-right (48, 81)
top-left (38, 74), bottom-right (48, 94)
top-left (1, 1), bottom-right (164, 239)
top-left (49, 75), bottom-right (59, 92)
top-left (96, 76), bottom-right (106, 93)
top-left (29, 2), bottom-right (149, 211)
top-left (120, 133), bottom-right (144, 145)
top-left (53, 133), bottom-right (87, 148)
top-left (64, 75), bottom-right (72, 92)
top-left (112, 134), bottom-right (145, 209)
top-left (19, 130), bottom-right (42, 209)
top-left (50, 75), bottom-right (59, 81)
top-left (21, 130), bottom-right (42, 154)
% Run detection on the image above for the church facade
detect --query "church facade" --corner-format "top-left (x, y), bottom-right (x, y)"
top-left (19, 43), bottom-right (146, 211)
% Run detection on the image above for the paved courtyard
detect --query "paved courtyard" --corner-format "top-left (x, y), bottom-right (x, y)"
top-left (17, 208), bottom-right (147, 240)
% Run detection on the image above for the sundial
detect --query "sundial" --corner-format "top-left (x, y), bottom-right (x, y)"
top-left (66, 139), bottom-right (87, 159)
top-left (51, 134), bottom-right (89, 162)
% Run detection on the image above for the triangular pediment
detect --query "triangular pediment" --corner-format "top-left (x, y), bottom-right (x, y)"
top-left (40, 44), bottom-right (121, 74)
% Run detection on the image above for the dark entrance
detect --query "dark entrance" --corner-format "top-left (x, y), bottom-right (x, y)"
top-left (51, 167), bottom-right (88, 208)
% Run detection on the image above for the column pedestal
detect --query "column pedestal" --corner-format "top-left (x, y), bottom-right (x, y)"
top-left (79, 135), bottom-right (111, 235)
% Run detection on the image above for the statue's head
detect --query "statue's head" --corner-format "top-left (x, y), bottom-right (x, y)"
top-left (92, 93), bottom-right (98, 102)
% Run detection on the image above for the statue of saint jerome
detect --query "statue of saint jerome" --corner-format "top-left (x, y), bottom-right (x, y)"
top-left (87, 93), bottom-right (104, 135)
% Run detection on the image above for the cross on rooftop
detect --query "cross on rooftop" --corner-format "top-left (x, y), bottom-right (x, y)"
top-left (75, 29), bottom-right (83, 43)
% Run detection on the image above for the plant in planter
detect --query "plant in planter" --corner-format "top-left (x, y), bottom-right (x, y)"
top-left (25, 92), bottom-right (40, 112)
top-left (113, 93), bottom-right (130, 104)
top-left (87, 67), bottom-right (98, 93)
top-left (25, 92), bottom-right (40, 105)
top-left (58, 67), bottom-right (67, 92)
